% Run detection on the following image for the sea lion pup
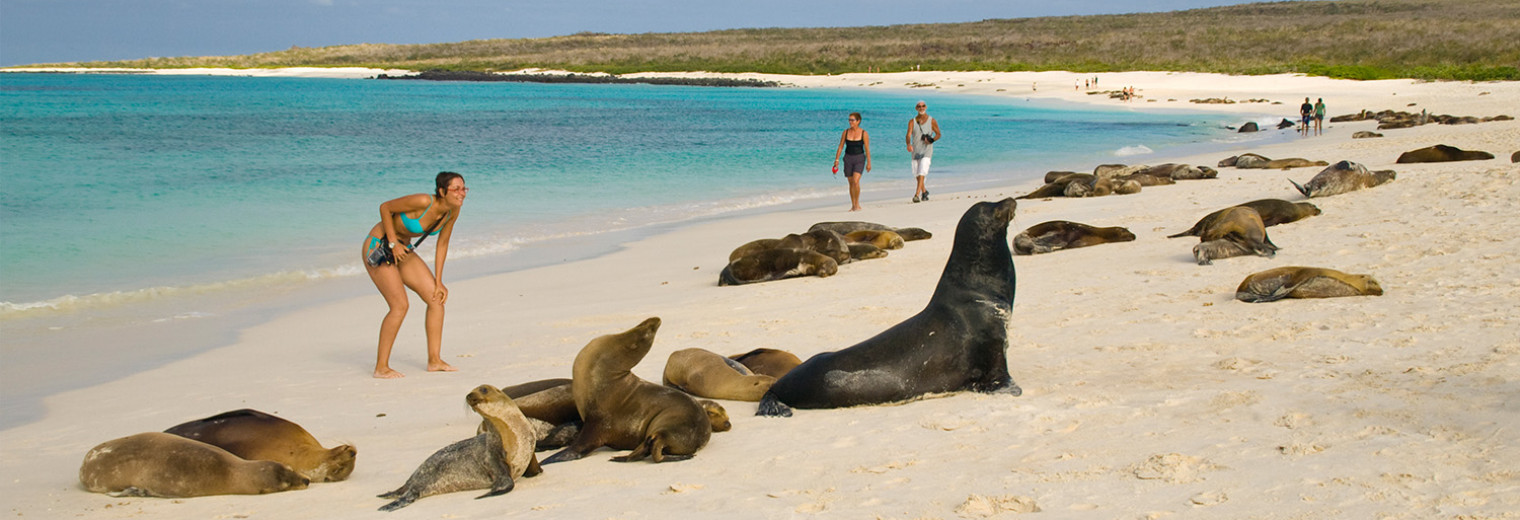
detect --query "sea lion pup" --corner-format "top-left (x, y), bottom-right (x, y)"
top-left (663, 347), bottom-right (777, 401)
top-left (1192, 207), bottom-right (1279, 266)
top-left (847, 242), bottom-right (889, 261)
top-left (1235, 266), bottom-right (1384, 303)
top-left (1012, 220), bottom-right (1136, 255)
top-left (779, 230), bottom-right (851, 264)
top-left (1289, 160), bottom-right (1396, 198)
top-left (1167, 199), bottom-right (1321, 238)
top-left (808, 221), bottom-right (933, 241)
top-left (543, 318), bottom-right (713, 464)
top-left (1396, 144), bottom-right (1495, 163)
top-left (80, 432), bottom-right (309, 498)
top-left (719, 248), bottom-right (838, 286)
top-left (164, 409), bottom-right (356, 482)
top-left (758, 199), bottom-right (1021, 417)
top-left (845, 229), bottom-right (906, 250)
top-left (379, 385), bottom-right (541, 512)
top-left (728, 238), bottom-right (782, 263)
top-left (728, 348), bottom-right (804, 379)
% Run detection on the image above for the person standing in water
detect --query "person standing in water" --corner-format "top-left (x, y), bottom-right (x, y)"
top-left (832, 112), bottom-right (872, 211)
top-left (906, 101), bottom-right (941, 203)
top-left (362, 172), bottom-right (467, 378)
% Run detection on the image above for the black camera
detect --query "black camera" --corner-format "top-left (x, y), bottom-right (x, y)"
top-left (921, 135), bottom-right (935, 144)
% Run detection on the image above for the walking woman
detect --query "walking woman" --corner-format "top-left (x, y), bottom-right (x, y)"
top-left (362, 172), bottom-right (467, 378)
top-left (832, 112), bottom-right (872, 211)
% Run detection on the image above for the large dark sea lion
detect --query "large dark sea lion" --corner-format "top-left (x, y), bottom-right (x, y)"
top-left (80, 432), bottom-right (309, 498)
top-left (778, 230), bottom-right (851, 264)
top-left (543, 318), bottom-right (712, 463)
top-left (719, 249), bottom-right (838, 286)
top-left (728, 238), bottom-right (783, 263)
top-left (1012, 220), bottom-right (1135, 255)
top-left (1168, 199), bottom-right (1320, 238)
top-left (1290, 160), bottom-right (1396, 198)
top-left (758, 198), bottom-right (1021, 417)
top-left (378, 385), bottom-right (541, 512)
top-left (808, 221), bottom-right (932, 241)
top-left (1235, 266), bottom-right (1383, 303)
top-left (729, 348), bottom-right (803, 379)
top-left (663, 348), bottom-right (776, 402)
top-left (164, 409), bottom-right (356, 482)
top-left (1395, 144), bottom-right (1495, 163)
top-left (1192, 207), bottom-right (1279, 265)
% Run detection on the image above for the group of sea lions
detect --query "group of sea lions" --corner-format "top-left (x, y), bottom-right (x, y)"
top-left (1016, 162), bottom-right (1218, 200)
top-left (719, 222), bottom-right (931, 286)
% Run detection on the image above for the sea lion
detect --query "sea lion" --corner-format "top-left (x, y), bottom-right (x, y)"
top-left (1017, 173), bottom-right (1094, 199)
top-left (719, 248), bottom-right (838, 286)
top-left (1352, 131), bottom-right (1383, 139)
top-left (1063, 178), bottom-right (1093, 197)
top-left (1289, 160), bottom-right (1396, 198)
top-left (164, 409), bottom-right (356, 482)
top-left (1235, 266), bottom-right (1384, 303)
top-left (844, 229), bottom-right (906, 250)
top-left (1043, 170), bottom-right (1080, 183)
top-left (1258, 158), bottom-right (1329, 169)
top-left (502, 378), bottom-right (573, 400)
top-left (663, 348), bottom-right (776, 402)
top-left (1093, 164), bottom-right (1147, 180)
top-left (1167, 199), bottom-right (1321, 238)
top-left (1396, 144), bottom-right (1495, 163)
top-left (728, 348), bottom-right (804, 379)
top-left (1012, 220), bottom-right (1136, 255)
top-left (490, 380), bottom-right (731, 451)
top-left (1229, 153), bottom-right (1272, 169)
top-left (808, 221), bottom-right (932, 241)
top-left (1192, 207), bottom-right (1278, 265)
top-left (80, 432), bottom-right (309, 498)
top-left (847, 242), bottom-right (889, 261)
top-left (758, 199), bottom-right (1021, 417)
top-left (1114, 173), bottom-right (1175, 186)
top-left (1113, 179), bottom-right (1143, 194)
top-left (779, 230), bottom-right (851, 264)
top-left (1512, 151), bottom-right (1518, 163)
top-left (1142, 163), bottom-right (1215, 180)
top-left (378, 385), bottom-right (541, 511)
top-left (728, 238), bottom-right (782, 263)
top-left (543, 318), bottom-right (712, 463)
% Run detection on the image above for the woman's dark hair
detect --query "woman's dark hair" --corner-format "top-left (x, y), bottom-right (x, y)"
top-left (849, 112), bottom-right (861, 122)
top-left (435, 171), bottom-right (463, 197)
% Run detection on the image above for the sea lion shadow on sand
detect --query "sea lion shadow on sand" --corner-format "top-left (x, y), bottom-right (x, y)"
top-left (758, 198), bottom-right (1021, 417)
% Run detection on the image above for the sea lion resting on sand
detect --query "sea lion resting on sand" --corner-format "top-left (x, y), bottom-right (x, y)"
top-left (543, 318), bottom-right (713, 463)
top-left (759, 199), bottom-right (1021, 416)
top-left (1396, 144), bottom-right (1495, 163)
top-left (845, 229), bottom-right (905, 250)
top-left (808, 221), bottom-right (932, 241)
top-left (728, 348), bottom-right (803, 379)
top-left (1290, 160), bottom-right (1395, 198)
top-left (1167, 199), bottom-right (1321, 238)
top-left (1013, 220), bottom-right (1136, 255)
top-left (719, 248), bottom-right (838, 286)
top-left (163, 409), bottom-right (356, 483)
top-left (1192, 207), bottom-right (1279, 266)
top-left (1235, 266), bottom-right (1383, 303)
top-left (80, 432), bottom-right (309, 498)
top-left (663, 348), bottom-right (777, 402)
top-left (492, 380), bottom-right (731, 451)
top-left (847, 242), bottom-right (889, 261)
top-left (378, 385), bottom-right (541, 512)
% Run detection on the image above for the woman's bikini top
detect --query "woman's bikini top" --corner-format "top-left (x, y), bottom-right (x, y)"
top-left (400, 200), bottom-right (445, 236)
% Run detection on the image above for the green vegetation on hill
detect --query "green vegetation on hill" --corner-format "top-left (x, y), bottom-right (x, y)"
top-left (39, 0), bottom-right (1520, 81)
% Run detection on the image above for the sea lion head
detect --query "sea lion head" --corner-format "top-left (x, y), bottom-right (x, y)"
top-left (698, 400), bottom-right (732, 432)
top-left (1355, 275), bottom-right (1384, 296)
top-left (467, 384), bottom-right (516, 411)
top-left (254, 460), bottom-right (310, 493)
top-left (1297, 202), bottom-right (1323, 217)
top-left (578, 317), bottom-right (662, 374)
top-left (311, 444), bottom-right (357, 482)
top-left (958, 198), bottom-right (1018, 244)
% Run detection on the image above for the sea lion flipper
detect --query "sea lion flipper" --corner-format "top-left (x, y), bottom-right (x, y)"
top-left (378, 490), bottom-right (419, 512)
top-left (541, 447), bottom-right (584, 465)
top-left (523, 454), bottom-right (543, 477)
top-left (755, 392), bottom-right (793, 417)
top-left (1288, 178), bottom-right (1310, 197)
top-left (477, 474), bottom-right (515, 499)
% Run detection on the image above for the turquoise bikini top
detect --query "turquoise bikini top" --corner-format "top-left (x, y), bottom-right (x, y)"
top-left (400, 200), bottom-right (445, 236)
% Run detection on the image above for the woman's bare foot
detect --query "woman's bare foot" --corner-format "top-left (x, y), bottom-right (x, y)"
top-left (374, 368), bottom-right (405, 379)
top-left (427, 361), bottom-right (458, 372)
top-left (850, 206), bottom-right (862, 212)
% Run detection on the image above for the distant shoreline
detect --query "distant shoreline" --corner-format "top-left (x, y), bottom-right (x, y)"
top-left (376, 69), bottom-right (783, 88)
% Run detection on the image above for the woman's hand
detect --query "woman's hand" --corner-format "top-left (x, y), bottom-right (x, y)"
top-left (433, 283), bottom-right (449, 305)
top-left (391, 243), bottom-right (410, 262)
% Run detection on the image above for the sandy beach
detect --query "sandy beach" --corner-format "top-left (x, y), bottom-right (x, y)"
top-left (2, 69), bottom-right (1517, 519)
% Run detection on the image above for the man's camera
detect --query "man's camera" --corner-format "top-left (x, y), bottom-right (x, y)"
top-left (920, 135), bottom-right (935, 144)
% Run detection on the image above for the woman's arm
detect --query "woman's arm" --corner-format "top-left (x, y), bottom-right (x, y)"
top-left (834, 130), bottom-right (847, 166)
top-left (862, 130), bottom-right (872, 172)
top-left (431, 209), bottom-right (459, 304)
top-left (378, 193), bottom-right (430, 262)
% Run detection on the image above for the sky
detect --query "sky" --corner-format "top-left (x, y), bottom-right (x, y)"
top-left (1, 0), bottom-right (1260, 67)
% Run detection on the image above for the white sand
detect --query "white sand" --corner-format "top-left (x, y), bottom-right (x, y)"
top-left (2, 69), bottom-right (1518, 519)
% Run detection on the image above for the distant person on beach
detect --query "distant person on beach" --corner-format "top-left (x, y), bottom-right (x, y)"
top-left (1313, 98), bottom-right (1326, 135)
top-left (906, 101), bottom-right (941, 203)
top-left (1300, 97), bottom-right (1314, 136)
top-left (363, 172), bottom-right (467, 379)
top-left (832, 112), bottom-right (872, 211)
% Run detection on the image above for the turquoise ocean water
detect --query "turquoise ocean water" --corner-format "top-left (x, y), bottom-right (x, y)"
top-left (0, 73), bottom-right (1266, 427)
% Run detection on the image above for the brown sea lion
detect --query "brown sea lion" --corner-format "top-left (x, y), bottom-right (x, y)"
top-left (490, 380), bottom-right (731, 451)
top-left (1289, 160), bottom-right (1396, 198)
top-left (378, 385), bottom-right (541, 511)
top-left (663, 348), bottom-right (776, 402)
top-left (1235, 266), bottom-right (1383, 303)
top-left (1013, 220), bottom-right (1136, 255)
top-left (1093, 164), bottom-right (1147, 180)
top-left (728, 238), bottom-right (782, 263)
top-left (1192, 207), bottom-right (1278, 265)
top-left (846, 242), bottom-right (889, 261)
top-left (844, 229), bottom-right (905, 250)
top-left (728, 348), bottom-right (804, 379)
top-left (1396, 144), bottom-right (1495, 163)
top-left (80, 432), bottom-right (309, 498)
top-left (1229, 153), bottom-right (1272, 169)
top-left (1262, 158), bottom-right (1329, 169)
top-left (1113, 179), bottom-right (1143, 194)
top-left (1512, 151), bottom-right (1518, 163)
top-left (1043, 170), bottom-right (1081, 183)
top-left (164, 409), bottom-right (356, 482)
top-left (1142, 163), bottom-right (1215, 180)
top-left (502, 378), bottom-right (573, 400)
top-left (807, 222), bottom-right (932, 241)
top-left (543, 318), bottom-right (712, 463)
top-left (719, 249), bottom-right (838, 286)
top-left (1114, 173), bottom-right (1175, 186)
top-left (1017, 173), bottom-right (1094, 199)
top-left (778, 230), bottom-right (851, 264)
top-left (1168, 199), bottom-right (1321, 238)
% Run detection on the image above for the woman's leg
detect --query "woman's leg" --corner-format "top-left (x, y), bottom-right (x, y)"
top-left (365, 241), bottom-right (410, 379)
top-left (847, 173), bottom-right (862, 211)
top-left (398, 256), bottom-right (457, 372)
